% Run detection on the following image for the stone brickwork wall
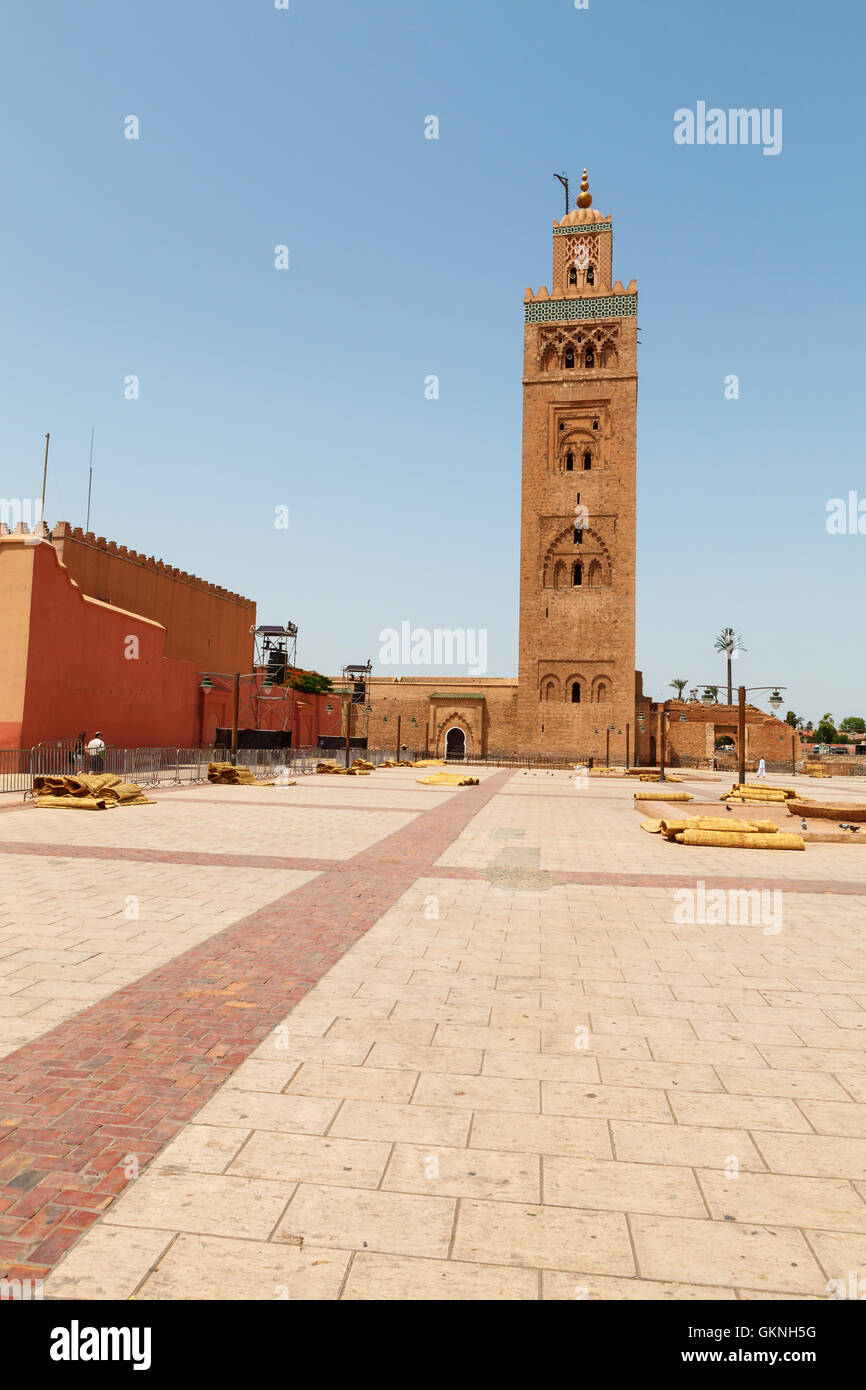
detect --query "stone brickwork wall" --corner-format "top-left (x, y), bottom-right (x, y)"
top-left (351, 678), bottom-right (519, 758)
top-left (516, 186), bottom-right (638, 763)
top-left (657, 701), bottom-right (797, 766)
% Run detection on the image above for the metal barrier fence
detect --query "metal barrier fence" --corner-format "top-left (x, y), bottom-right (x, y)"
top-left (0, 745), bottom-right (404, 795)
top-left (0, 747), bottom-right (225, 795)
top-left (0, 749), bottom-right (32, 794)
top-left (9, 744), bottom-right (861, 796)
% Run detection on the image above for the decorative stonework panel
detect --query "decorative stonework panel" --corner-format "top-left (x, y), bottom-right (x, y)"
top-left (526, 294), bottom-right (637, 324)
top-left (553, 224), bottom-right (612, 236)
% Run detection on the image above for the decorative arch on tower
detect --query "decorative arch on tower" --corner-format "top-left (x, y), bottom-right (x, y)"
top-left (543, 522), bottom-right (612, 589)
top-left (537, 323), bottom-right (620, 374)
top-left (539, 674), bottom-right (561, 703)
top-left (592, 675), bottom-right (613, 703)
top-left (557, 426), bottom-right (596, 473)
top-left (564, 673), bottom-right (587, 705)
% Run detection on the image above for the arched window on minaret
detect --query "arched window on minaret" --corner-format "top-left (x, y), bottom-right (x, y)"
top-left (574, 526), bottom-right (583, 544)
top-left (564, 348), bottom-right (575, 369)
top-left (586, 265), bottom-right (594, 285)
top-left (573, 563), bottom-right (582, 587)
top-left (565, 451), bottom-right (574, 472)
top-left (583, 451), bottom-right (592, 471)
top-left (568, 266), bottom-right (577, 286)
top-left (571, 682), bottom-right (581, 704)
top-left (596, 682), bottom-right (608, 703)
top-left (585, 345), bottom-right (595, 368)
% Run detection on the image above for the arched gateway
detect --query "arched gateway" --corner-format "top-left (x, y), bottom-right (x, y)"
top-left (445, 727), bottom-right (466, 760)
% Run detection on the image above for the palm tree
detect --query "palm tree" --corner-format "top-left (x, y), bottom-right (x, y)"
top-left (714, 627), bottom-right (747, 705)
top-left (669, 677), bottom-right (688, 700)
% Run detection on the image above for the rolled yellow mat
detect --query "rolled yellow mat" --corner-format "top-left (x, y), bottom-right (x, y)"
top-left (679, 829), bottom-right (804, 850)
top-left (722, 792), bottom-right (788, 805)
top-left (35, 795), bottom-right (108, 810)
top-left (688, 817), bottom-right (768, 833)
top-left (740, 783), bottom-right (798, 797)
top-left (416, 773), bottom-right (479, 786)
top-left (660, 819), bottom-right (692, 839)
top-left (634, 792), bottom-right (693, 802)
top-left (640, 819), bottom-right (664, 833)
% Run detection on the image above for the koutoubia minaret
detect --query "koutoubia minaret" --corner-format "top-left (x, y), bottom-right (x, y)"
top-left (516, 171), bottom-right (638, 759)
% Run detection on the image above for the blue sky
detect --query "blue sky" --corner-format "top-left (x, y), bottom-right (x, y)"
top-left (2, 0), bottom-right (864, 725)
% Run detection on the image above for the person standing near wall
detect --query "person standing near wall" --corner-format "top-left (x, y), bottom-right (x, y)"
top-left (86, 730), bottom-right (106, 772)
top-left (71, 732), bottom-right (86, 772)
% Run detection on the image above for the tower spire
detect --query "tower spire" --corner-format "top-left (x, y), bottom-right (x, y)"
top-left (576, 168), bottom-right (592, 210)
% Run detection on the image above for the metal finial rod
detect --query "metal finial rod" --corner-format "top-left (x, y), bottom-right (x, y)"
top-left (554, 172), bottom-right (569, 217)
top-left (86, 427), bottom-right (94, 531)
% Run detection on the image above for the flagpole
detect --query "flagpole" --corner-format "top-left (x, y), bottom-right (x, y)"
top-left (40, 433), bottom-right (50, 535)
top-left (86, 427), bottom-right (94, 531)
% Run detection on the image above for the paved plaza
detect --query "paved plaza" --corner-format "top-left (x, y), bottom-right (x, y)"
top-left (2, 766), bottom-right (866, 1300)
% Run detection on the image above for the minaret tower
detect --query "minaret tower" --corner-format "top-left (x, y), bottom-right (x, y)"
top-left (516, 171), bottom-right (638, 758)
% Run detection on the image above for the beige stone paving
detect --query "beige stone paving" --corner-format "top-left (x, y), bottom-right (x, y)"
top-left (0, 798), bottom-right (417, 859)
top-left (39, 770), bottom-right (866, 1300)
top-left (440, 768), bottom-right (866, 883)
top-left (0, 858), bottom-right (318, 1058)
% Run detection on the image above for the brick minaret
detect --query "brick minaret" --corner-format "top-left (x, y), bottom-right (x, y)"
top-left (516, 171), bottom-right (638, 759)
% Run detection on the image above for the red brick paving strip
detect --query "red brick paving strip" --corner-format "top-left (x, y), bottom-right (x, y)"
top-left (0, 838), bottom-right (863, 897)
top-left (0, 771), bottom-right (512, 1281)
top-left (0, 843), bottom-right (338, 873)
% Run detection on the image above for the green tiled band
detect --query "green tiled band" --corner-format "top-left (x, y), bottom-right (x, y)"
top-left (525, 294), bottom-right (637, 324)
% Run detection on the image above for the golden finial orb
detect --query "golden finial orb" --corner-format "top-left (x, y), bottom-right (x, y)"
top-left (576, 168), bottom-right (592, 210)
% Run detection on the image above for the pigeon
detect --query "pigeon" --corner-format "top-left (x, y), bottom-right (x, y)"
top-left (801, 818), bottom-right (808, 831)
top-left (839, 823), bottom-right (861, 833)
top-left (726, 804), bottom-right (732, 813)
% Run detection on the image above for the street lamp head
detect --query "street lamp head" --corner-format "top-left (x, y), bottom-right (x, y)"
top-left (200, 675), bottom-right (214, 693)
top-left (769, 689), bottom-right (783, 712)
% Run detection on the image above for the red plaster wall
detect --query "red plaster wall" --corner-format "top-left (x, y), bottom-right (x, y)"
top-left (19, 543), bottom-right (202, 748)
top-left (51, 524), bottom-right (255, 674)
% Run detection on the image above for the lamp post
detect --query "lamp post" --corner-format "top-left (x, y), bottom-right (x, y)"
top-left (676, 682), bottom-right (786, 782)
top-left (200, 670), bottom-right (269, 759)
top-left (657, 707), bottom-right (668, 782)
top-left (736, 685), bottom-right (786, 786)
top-left (344, 692), bottom-right (354, 769)
top-left (605, 723), bottom-right (616, 768)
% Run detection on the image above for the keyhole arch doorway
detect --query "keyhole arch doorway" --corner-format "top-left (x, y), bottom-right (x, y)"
top-left (445, 727), bottom-right (467, 760)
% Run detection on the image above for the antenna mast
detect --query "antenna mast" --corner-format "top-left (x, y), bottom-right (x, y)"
top-left (86, 427), bottom-right (94, 531)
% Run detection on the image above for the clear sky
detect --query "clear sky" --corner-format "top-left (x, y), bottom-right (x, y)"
top-left (2, 0), bottom-right (864, 726)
